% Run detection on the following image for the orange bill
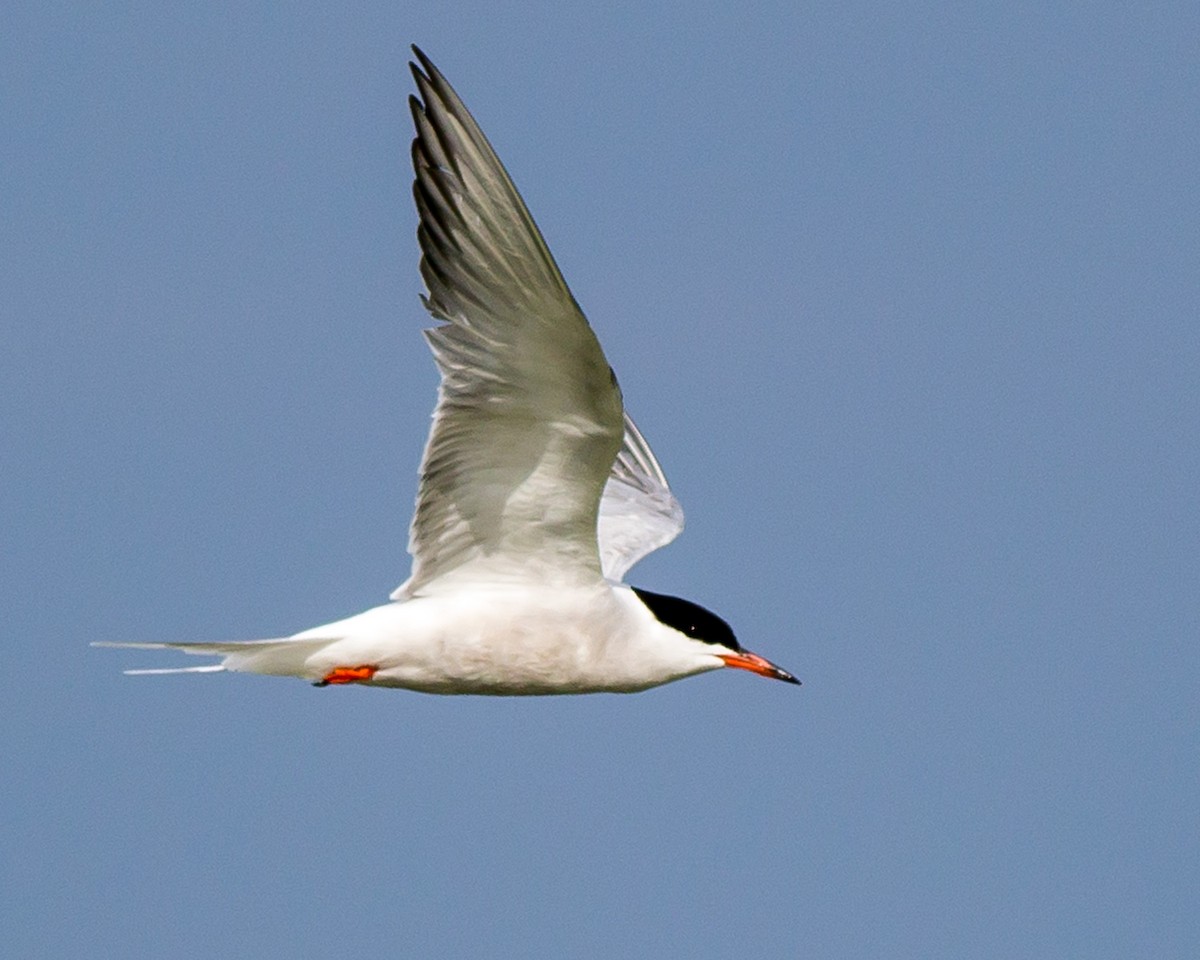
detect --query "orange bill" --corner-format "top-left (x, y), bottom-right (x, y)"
top-left (719, 650), bottom-right (800, 685)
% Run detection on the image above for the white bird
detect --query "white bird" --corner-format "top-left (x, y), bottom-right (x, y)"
top-left (96, 47), bottom-right (798, 695)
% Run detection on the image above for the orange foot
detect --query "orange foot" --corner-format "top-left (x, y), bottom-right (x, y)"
top-left (314, 665), bottom-right (378, 687)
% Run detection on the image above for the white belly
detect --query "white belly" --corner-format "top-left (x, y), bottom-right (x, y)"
top-left (293, 585), bottom-right (673, 695)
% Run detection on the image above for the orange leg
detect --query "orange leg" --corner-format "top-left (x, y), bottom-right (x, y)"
top-left (314, 665), bottom-right (378, 687)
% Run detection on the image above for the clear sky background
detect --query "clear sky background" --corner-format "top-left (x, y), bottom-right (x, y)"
top-left (3, 2), bottom-right (1196, 958)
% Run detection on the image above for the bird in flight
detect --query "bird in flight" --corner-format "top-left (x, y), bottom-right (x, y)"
top-left (97, 47), bottom-right (799, 695)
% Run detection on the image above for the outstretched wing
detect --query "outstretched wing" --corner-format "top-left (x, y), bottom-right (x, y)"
top-left (598, 413), bottom-right (685, 582)
top-left (395, 48), bottom-right (624, 599)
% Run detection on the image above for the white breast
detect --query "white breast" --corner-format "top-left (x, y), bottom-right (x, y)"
top-left (297, 584), bottom-right (685, 695)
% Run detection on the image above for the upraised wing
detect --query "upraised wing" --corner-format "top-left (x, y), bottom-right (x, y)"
top-left (394, 48), bottom-right (624, 599)
top-left (598, 413), bottom-right (685, 582)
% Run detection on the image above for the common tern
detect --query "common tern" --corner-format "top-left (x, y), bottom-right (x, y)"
top-left (96, 47), bottom-right (799, 694)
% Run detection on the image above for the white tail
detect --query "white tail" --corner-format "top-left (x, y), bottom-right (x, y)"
top-left (92, 637), bottom-right (334, 680)
top-left (122, 664), bottom-right (227, 676)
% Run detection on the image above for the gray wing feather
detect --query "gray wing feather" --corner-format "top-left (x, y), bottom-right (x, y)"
top-left (598, 413), bottom-right (686, 582)
top-left (396, 48), bottom-right (624, 598)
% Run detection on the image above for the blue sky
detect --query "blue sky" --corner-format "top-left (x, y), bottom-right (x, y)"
top-left (3, 2), bottom-right (1197, 957)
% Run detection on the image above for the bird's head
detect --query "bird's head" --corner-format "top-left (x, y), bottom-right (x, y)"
top-left (631, 587), bottom-right (800, 685)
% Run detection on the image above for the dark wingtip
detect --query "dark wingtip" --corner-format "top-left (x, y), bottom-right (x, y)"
top-left (409, 45), bottom-right (441, 86)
